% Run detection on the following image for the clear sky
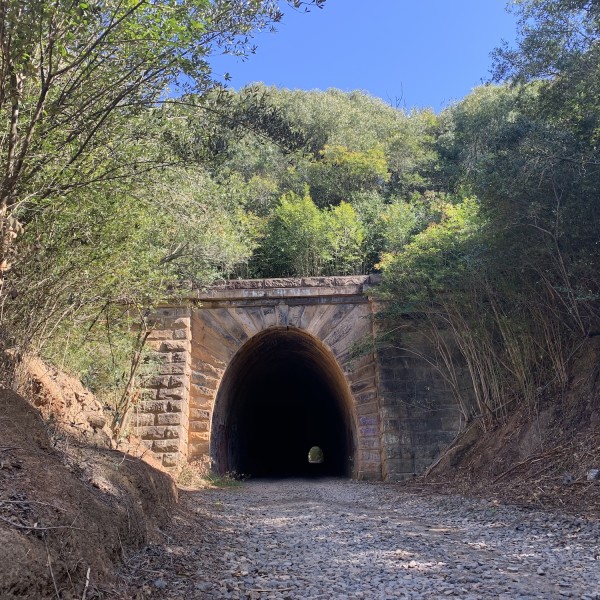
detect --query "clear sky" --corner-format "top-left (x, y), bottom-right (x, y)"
top-left (209, 0), bottom-right (518, 111)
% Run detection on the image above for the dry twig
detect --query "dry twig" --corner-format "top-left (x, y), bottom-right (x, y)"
top-left (44, 536), bottom-right (61, 600)
top-left (81, 566), bottom-right (90, 600)
top-left (492, 445), bottom-right (569, 484)
top-left (0, 514), bottom-right (86, 531)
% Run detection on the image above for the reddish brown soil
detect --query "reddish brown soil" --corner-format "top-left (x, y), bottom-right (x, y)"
top-left (14, 355), bottom-right (114, 449)
top-left (0, 388), bottom-right (177, 599)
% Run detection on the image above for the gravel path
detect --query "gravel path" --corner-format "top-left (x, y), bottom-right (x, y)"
top-left (119, 479), bottom-right (600, 600)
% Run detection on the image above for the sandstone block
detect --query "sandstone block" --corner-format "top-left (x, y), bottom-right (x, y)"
top-left (190, 420), bottom-right (209, 432)
top-left (357, 467), bottom-right (382, 481)
top-left (263, 278), bottom-right (300, 288)
top-left (132, 413), bottom-right (155, 427)
top-left (157, 413), bottom-right (182, 426)
top-left (381, 432), bottom-right (401, 447)
top-left (190, 408), bottom-right (211, 420)
top-left (147, 330), bottom-right (173, 341)
top-left (163, 426), bottom-right (180, 439)
top-left (191, 373), bottom-right (218, 390)
top-left (171, 352), bottom-right (187, 363)
top-left (359, 449), bottom-right (381, 463)
top-left (302, 277), bottom-right (328, 287)
top-left (160, 340), bottom-right (189, 353)
top-left (191, 360), bottom-right (222, 378)
top-left (162, 453), bottom-right (179, 468)
top-left (359, 424), bottom-right (378, 437)
top-left (382, 418), bottom-right (400, 432)
top-left (165, 399), bottom-right (184, 413)
top-left (152, 440), bottom-right (180, 453)
top-left (189, 441), bottom-right (210, 456)
top-left (168, 375), bottom-right (187, 389)
top-left (145, 375), bottom-right (171, 389)
top-left (383, 445), bottom-right (415, 461)
top-left (358, 437), bottom-right (381, 449)
top-left (190, 384), bottom-right (215, 399)
top-left (139, 426), bottom-right (167, 440)
top-left (189, 397), bottom-right (212, 410)
top-left (159, 363), bottom-right (188, 376)
top-left (139, 400), bottom-right (167, 414)
top-left (156, 388), bottom-right (186, 402)
top-left (356, 402), bottom-right (378, 416)
top-left (148, 353), bottom-right (172, 367)
top-left (137, 389), bottom-right (157, 402)
top-left (356, 391), bottom-right (377, 405)
top-left (168, 315), bottom-right (191, 327)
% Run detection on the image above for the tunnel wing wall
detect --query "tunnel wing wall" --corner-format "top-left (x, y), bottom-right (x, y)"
top-left (133, 307), bottom-right (192, 469)
top-left (373, 319), bottom-right (466, 480)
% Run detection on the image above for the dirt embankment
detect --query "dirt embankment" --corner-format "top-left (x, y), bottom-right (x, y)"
top-left (0, 379), bottom-right (177, 598)
top-left (419, 337), bottom-right (600, 516)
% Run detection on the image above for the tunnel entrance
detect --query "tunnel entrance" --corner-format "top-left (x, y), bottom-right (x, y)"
top-left (210, 327), bottom-right (356, 478)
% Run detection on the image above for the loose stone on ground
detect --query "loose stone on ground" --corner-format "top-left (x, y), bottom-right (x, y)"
top-left (117, 479), bottom-right (600, 599)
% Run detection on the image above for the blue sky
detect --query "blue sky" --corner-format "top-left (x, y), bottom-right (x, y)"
top-left (210, 0), bottom-right (518, 111)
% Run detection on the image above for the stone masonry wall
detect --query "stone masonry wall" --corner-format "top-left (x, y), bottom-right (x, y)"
top-left (133, 307), bottom-right (192, 470)
top-left (376, 330), bottom-right (464, 480)
top-left (132, 277), bottom-right (467, 479)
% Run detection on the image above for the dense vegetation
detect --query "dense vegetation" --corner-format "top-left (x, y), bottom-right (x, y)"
top-left (1, 0), bottom-right (598, 432)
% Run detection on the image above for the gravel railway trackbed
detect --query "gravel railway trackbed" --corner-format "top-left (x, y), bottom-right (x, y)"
top-left (116, 479), bottom-right (600, 600)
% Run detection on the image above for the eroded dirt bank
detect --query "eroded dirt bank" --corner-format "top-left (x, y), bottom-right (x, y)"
top-left (115, 479), bottom-right (600, 600)
top-left (0, 389), bottom-right (177, 599)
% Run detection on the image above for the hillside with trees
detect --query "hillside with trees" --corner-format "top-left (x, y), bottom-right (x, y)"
top-left (0, 0), bottom-right (597, 449)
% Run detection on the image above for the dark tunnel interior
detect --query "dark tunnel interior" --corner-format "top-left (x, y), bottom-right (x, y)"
top-left (211, 327), bottom-right (355, 478)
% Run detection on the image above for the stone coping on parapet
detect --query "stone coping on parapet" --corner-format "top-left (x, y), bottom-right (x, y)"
top-left (183, 274), bottom-right (382, 302)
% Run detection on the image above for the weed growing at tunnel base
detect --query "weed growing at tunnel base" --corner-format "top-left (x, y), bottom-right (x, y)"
top-left (177, 456), bottom-right (248, 489)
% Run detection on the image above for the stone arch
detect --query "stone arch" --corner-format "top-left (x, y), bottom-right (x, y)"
top-left (137, 277), bottom-right (395, 480)
top-left (210, 326), bottom-right (358, 478)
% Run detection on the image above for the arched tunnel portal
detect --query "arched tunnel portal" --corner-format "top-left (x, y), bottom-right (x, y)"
top-left (210, 327), bottom-right (357, 478)
top-left (136, 276), bottom-right (464, 481)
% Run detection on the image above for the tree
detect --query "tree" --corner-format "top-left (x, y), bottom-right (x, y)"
top-left (308, 145), bottom-right (390, 206)
top-left (492, 0), bottom-right (600, 146)
top-left (258, 189), bottom-right (328, 277)
top-left (324, 201), bottom-right (365, 275)
top-left (0, 0), bottom-right (323, 288)
top-left (255, 190), bottom-right (367, 277)
top-left (492, 0), bottom-right (600, 83)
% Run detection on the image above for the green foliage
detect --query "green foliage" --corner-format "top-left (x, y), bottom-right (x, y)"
top-left (325, 202), bottom-right (365, 275)
top-left (40, 306), bottom-right (153, 415)
top-left (186, 85), bottom-right (445, 277)
top-left (212, 86), bottom-right (438, 206)
top-left (258, 189), bottom-right (326, 277)
top-left (3, 0), bottom-right (598, 440)
top-left (308, 145), bottom-right (390, 206)
top-left (492, 0), bottom-right (600, 83)
top-left (255, 189), bottom-right (366, 277)
top-left (376, 0), bottom-right (600, 426)
top-left (378, 197), bottom-right (482, 300)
